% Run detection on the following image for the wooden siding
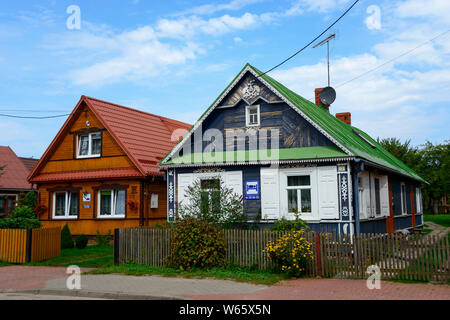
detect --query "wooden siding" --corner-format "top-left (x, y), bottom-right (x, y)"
top-left (38, 179), bottom-right (167, 234)
top-left (41, 107), bottom-right (133, 173)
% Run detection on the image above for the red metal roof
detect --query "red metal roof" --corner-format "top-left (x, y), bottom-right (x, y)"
top-left (28, 96), bottom-right (191, 182)
top-left (0, 146), bottom-right (34, 190)
top-left (30, 168), bottom-right (143, 183)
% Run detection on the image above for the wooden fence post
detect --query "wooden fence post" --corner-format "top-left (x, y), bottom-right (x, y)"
top-left (114, 228), bottom-right (119, 265)
top-left (316, 233), bottom-right (322, 277)
top-left (25, 229), bottom-right (32, 263)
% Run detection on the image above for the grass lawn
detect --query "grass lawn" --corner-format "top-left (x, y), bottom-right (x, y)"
top-left (423, 214), bottom-right (450, 228)
top-left (25, 244), bottom-right (113, 267)
top-left (88, 263), bottom-right (287, 285)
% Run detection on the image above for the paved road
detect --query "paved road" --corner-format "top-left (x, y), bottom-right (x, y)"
top-left (0, 266), bottom-right (449, 300)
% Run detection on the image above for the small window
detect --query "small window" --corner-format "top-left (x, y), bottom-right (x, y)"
top-left (286, 175), bottom-right (312, 215)
top-left (400, 183), bottom-right (407, 215)
top-left (77, 132), bottom-right (101, 158)
top-left (98, 189), bottom-right (126, 218)
top-left (53, 191), bottom-right (79, 219)
top-left (246, 105), bottom-right (260, 127)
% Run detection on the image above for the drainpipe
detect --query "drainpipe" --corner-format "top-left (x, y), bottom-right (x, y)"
top-left (352, 159), bottom-right (364, 235)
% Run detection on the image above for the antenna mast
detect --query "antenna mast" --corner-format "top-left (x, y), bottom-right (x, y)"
top-left (312, 33), bottom-right (336, 87)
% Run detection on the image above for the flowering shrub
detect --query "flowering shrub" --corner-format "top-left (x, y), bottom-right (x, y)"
top-left (127, 200), bottom-right (138, 210)
top-left (264, 230), bottom-right (313, 277)
top-left (33, 204), bottom-right (47, 216)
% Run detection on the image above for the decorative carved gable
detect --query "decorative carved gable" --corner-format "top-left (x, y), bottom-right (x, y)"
top-left (219, 72), bottom-right (281, 107)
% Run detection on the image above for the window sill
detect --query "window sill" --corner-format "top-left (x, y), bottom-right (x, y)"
top-left (76, 154), bottom-right (101, 159)
top-left (97, 215), bottom-right (125, 219)
top-left (52, 216), bottom-right (78, 220)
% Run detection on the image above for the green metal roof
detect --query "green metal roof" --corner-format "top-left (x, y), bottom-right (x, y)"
top-left (160, 64), bottom-right (425, 183)
top-left (164, 146), bottom-right (350, 165)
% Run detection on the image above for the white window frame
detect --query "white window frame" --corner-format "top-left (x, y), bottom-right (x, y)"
top-left (97, 189), bottom-right (126, 219)
top-left (76, 132), bottom-right (101, 159)
top-left (280, 167), bottom-right (318, 221)
top-left (286, 175), bottom-right (312, 217)
top-left (52, 191), bottom-right (78, 219)
top-left (400, 182), bottom-right (407, 215)
top-left (245, 105), bottom-right (260, 127)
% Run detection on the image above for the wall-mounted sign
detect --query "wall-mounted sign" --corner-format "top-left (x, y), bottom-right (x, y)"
top-left (244, 180), bottom-right (260, 200)
top-left (151, 194), bottom-right (158, 209)
top-left (83, 204), bottom-right (90, 209)
top-left (82, 192), bottom-right (91, 202)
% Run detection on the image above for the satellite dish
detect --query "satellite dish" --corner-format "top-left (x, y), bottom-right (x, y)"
top-left (320, 86), bottom-right (336, 105)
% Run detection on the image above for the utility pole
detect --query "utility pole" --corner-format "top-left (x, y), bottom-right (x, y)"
top-left (312, 33), bottom-right (336, 87)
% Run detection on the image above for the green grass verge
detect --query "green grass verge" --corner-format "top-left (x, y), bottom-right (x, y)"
top-left (25, 244), bottom-right (113, 267)
top-left (87, 263), bottom-right (287, 285)
top-left (423, 214), bottom-right (450, 228)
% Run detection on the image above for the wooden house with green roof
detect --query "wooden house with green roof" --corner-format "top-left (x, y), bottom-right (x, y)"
top-left (160, 64), bottom-right (425, 235)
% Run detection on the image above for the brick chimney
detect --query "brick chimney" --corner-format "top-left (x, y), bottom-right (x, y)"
top-left (336, 112), bottom-right (351, 125)
top-left (314, 88), bottom-right (330, 112)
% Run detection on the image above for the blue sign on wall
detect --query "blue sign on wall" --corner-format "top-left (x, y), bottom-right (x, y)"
top-left (244, 180), bottom-right (260, 200)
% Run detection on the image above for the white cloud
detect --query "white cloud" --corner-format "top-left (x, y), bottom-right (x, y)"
top-left (395, 0), bottom-right (450, 22)
top-left (234, 36), bottom-right (243, 43)
top-left (175, 0), bottom-right (263, 16)
top-left (289, 0), bottom-right (350, 14)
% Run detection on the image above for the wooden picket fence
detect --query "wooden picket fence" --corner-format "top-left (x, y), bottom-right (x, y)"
top-left (114, 228), bottom-right (450, 283)
top-left (0, 227), bottom-right (61, 263)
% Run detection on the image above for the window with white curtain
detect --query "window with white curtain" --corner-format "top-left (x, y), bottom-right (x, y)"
top-left (98, 189), bottom-right (126, 218)
top-left (77, 132), bottom-right (101, 158)
top-left (53, 191), bottom-right (79, 219)
top-left (400, 183), bottom-right (407, 215)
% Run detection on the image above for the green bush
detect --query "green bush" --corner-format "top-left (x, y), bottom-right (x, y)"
top-left (75, 234), bottom-right (88, 249)
top-left (166, 218), bottom-right (226, 270)
top-left (0, 206), bottom-right (41, 229)
top-left (176, 177), bottom-right (246, 228)
top-left (271, 214), bottom-right (308, 232)
top-left (94, 230), bottom-right (112, 246)
top-left (61, 224), bottom-right (74, 249)
top-left (21, 191), bottom-right (37, 209)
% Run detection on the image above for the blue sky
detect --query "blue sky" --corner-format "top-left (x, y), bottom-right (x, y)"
top-left (0, 0), bottom-right (449, 158)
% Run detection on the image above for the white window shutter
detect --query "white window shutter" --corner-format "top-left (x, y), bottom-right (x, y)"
top-left (317, 166), bottom-right (339, 219)
top-left (177, 173), bottom-right (194, 207)
top-left (260, 168), bottom-right (280, 219)
top-left (380, 175), bottom-right (389, 217)
top-left (225, 171), bottom-right (243, 198)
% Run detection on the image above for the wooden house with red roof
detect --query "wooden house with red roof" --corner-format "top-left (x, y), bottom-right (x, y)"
top-left (28, 96), bottom-right (191, 235)
top-left (0, 146), bottom-right (36, 216)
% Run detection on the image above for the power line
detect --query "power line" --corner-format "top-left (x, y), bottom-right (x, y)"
top-left (0, 113), bottom-right (71, 119)
top-left (335, 29), bottom-right (450, 88)
top-left (257, 0), bottom-right (359, 78)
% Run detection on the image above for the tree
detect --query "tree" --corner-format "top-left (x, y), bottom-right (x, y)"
top-left (379, 137), bottom-right (449, 214)
top-left (377, 137), bottom-right (421, 169)
top-left (176, 177), bottom-right (246, 228)
top-left (415, 141), bottom-right (450, 214)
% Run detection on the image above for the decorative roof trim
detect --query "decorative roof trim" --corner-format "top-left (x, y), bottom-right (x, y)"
top-left (161, 65), bottom-right (352, 164)
top-left (161, 156), bottom-right (355, 168)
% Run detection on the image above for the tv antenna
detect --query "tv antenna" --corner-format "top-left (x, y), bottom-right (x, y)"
top-left (312, 33), bottom-right (336, 87)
